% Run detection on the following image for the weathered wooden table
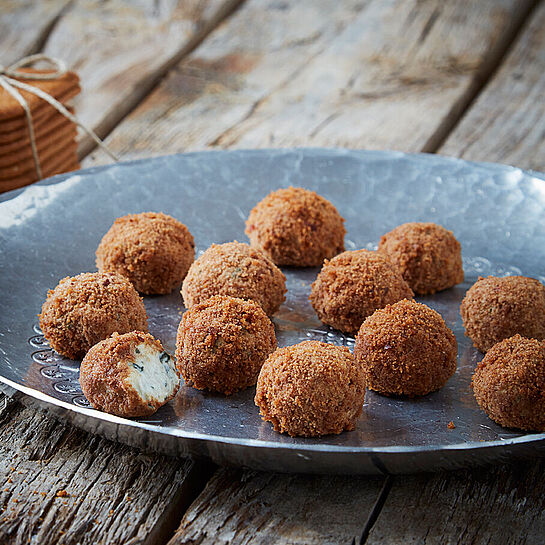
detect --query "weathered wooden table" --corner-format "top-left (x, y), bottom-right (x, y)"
top-left (2, 1), bottom-right (545, 543)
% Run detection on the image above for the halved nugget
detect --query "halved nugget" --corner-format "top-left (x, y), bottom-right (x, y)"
top-left (79, 331), bottom-right (179, 417)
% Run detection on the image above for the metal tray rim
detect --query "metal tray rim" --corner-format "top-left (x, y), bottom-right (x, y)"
top-left (2, 147), bottom-right (545, 205)
top-left (2, 375), bottom-right (545, 455)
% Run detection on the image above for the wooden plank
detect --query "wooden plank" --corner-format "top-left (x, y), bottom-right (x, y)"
top-left (0, 393), bottom-right (212, 545)
top-left (366, 460), bottom-right (545, 544)
top-left (83, 0), bottom-right (534, 166)
top-left (0, 0), bottom-right (72, 65)
top-left (82, 0), bottom-right (364, 165)
top-left (441, 1), bottom-right (545, 171)
top-left (39, 0), bottom-right (244, 157)
top-left (168, 468), bottom-right (386, 545)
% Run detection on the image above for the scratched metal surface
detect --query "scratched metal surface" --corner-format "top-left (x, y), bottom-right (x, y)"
top-left (1, 149), bottom-right (545, 474)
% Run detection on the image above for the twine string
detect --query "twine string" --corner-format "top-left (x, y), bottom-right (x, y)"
top-left (0, 54), bottom-right (67, 81)
top-left (0, 54), bottom-right (119, 180)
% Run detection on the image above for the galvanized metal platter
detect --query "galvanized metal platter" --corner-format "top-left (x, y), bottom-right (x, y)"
top-left (1, 148), bottom-right (545, 475)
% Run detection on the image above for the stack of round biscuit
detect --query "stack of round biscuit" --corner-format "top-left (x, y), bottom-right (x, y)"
top-left (0, 68), bottom-right (81, 193)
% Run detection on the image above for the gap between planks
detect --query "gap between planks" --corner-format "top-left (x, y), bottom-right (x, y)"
top-left (0, 391), bottom-right (216, 545)
top-left (358, 475), bottom-right (394, 545)
top-left (421, 0), bottom-right (541, 153)
top-left (24, 0), bottom-right (76, 58)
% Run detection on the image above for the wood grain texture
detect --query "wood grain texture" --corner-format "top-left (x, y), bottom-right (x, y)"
top-left (366, 461), bottom-right (545, 544)
top-left (441, 1), bottom-right (545, 171)
top-left (84, 0), bottom-right (532, 166)
top-left (83, 0), bottom-right (364, 165)
top-left (168, 468), bottom-right (385, 545)
top-left (40, 0), bottom-right (243, 157)
top-left (0, 393), bottom-right (211, 545)
top-left (0, 0), bottom-right (72, 65)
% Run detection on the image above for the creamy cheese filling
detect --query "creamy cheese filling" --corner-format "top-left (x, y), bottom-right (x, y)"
top-left (127, 342), bottom-right (178, 403)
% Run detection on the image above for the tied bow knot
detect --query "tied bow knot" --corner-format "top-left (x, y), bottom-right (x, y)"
top-left (0, 54), bottom-right (67, 80)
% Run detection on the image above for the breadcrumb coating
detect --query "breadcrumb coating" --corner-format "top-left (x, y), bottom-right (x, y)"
top-left (39, 272), bottom-right (148, 360)
top-left (96, 212), bottom-right (195, 295)
top-left (472, 335), bottom-right (545, 431)
top-left (245, 187), bottom-right (345, 267)
top-left (460, 275), bottom-right (545, 352)
top-left (255, 340), bottom-right (365, 437)
top-left (309, 249), bottom-right (413, 334)
top-left (354, 299), bottom-right (457, 396)
top-left (181, 241), bottom-right (286, 316)
top-left (176, 295), bottom-right (276, 395)
top-left (80, 331), bottom-right (178, 418)
top-left (378, 222), bottom-right (464, 295)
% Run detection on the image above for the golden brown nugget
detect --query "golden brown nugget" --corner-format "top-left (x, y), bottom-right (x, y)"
top-left (472, 335), bottom-right (545, 431)
top-left (255, 341), bottom-right (365, 437)
top-left (80, 331), bottom-right (179, 418)
top-left (96, 212), bottom-right (195, 295)
top-left (310, 249), bottom-right (413, 334)
top-left (181, 241), bottom-right (286, 316)
top-left (378, 222), bottom-right (464, 294)
top-left (460, 275), bottom-right (545, 352)
top-left (176, 295), bottom-right (276, 395)
top-left (39, 272), bottom-right (148, 360)
top-left (245, 186), bottom-right (345, 267)
top-left (354, 299), bottom-right (457, 397)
